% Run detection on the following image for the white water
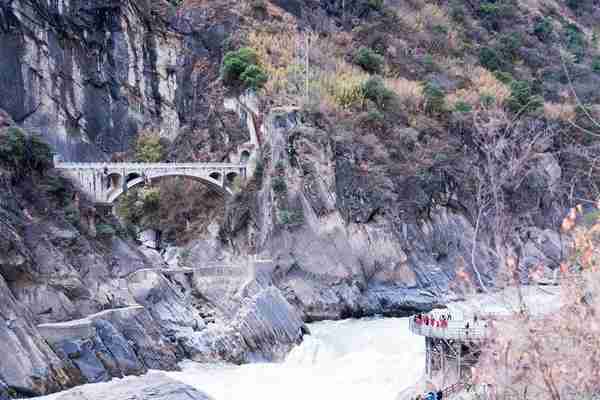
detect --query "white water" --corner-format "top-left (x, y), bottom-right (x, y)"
top-left (166, 317), bottom-right (425, 400)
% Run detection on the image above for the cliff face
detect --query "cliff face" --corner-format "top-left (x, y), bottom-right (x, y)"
top-left (0, 0), bottom-right (180, 161)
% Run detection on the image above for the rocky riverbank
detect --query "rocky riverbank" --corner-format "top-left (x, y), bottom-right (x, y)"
top-left (33, 372), bottom-right (212, 400)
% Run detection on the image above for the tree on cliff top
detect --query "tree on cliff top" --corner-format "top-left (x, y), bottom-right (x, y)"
top-left (221, 47), bottom-right (268, 90)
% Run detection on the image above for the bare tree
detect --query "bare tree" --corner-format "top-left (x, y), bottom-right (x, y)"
top-left (469, 111), bottom-right (556, 274)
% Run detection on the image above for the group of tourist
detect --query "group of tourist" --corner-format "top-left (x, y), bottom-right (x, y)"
top-left (414, 313), bottom-right (452, 328)
top-left (412, 389), bottom-right (443, 400)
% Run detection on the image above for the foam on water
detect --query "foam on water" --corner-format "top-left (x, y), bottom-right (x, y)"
top-left (166, 317), bottom-right (425, 400)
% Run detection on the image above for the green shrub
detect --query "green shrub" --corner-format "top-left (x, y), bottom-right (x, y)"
top-left (422, 54), bottom-right (437, 72)
top-left (566, 0), bottom-right (581, 10)
top-left (272, 176), bottom-right (287, 193)
top-left (449, 0), bottom-right (465, 23)
top-left (423, 82), bottom-right (446, 115)
top-left (0, 127), bottom-right (52, 179)
top-left (592, 57), bottom-right (600, 73)
top-left (96, 223), bottom-right (116, 238)
top-left (498, 32), bottom-right (522, 60)
top-left (494, 71), bottom-right (514, 84)
top-left (563, 23), bottom-right (587, 63)
top-left (354, 47), bottom-right (384, 74)
top-left (360, 110), bottom-right (385, 126)
top-left (222, 47), bottom-right (268, 89)
top-left (249, 0), bottom-right (267, 14)
top-left (477, 1), bottom-right (514, 31)
top-left (479, 47), bottom-right (505, 72)
top-left (368, 0), bottom-right (384, 10)
top-left (64, 204), bottom-right (81, 226)
top-left (279, 209), bottom-right (304, 226)
top-left (275, 160), bottom-right (286, 174)
top-left (480, 94), bottom-right (496, 108)
top-left (454, 101), bottom-right (472, 113)
top-left (362, 77), bottom-right (395, 109)
top-left (239, 64), bottom-right (268, 89)
top-left (534, 17), bottom-right (553, 42)
top-left (136, 131), bottom-right (164, 162)
top-left (506, 80), bottom-right (543, 114)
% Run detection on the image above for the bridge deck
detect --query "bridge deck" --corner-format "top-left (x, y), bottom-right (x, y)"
top-left (55, 162), bottom-right (246, 169)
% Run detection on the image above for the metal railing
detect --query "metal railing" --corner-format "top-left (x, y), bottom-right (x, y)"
top-left (443, 382), bottom-right (465, 398)
top-left (54, 162), bottom-right (246, 170)
top-left (409, 316), bottom-right (488, 340)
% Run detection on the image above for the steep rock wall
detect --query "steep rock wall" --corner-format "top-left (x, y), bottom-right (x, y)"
top-left (0, 0), bottom-right (180, 161)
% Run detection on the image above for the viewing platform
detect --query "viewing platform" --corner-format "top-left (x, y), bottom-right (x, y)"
top-left (409, 315), bottom-right (488, 341)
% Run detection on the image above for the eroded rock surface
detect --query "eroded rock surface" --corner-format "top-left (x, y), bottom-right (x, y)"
top-left (37, 372), bottom-right (212, 400)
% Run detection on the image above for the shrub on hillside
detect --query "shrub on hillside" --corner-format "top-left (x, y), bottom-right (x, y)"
top-left (362, 77), bottom-right (395, 109)
top-left (533, 16), bottom-right (554, 43)
top-left (96, 223), bottom-right (116, 238)
top-left (506, 80), bottom-right (543, 114)
top-left (479, 47), bottom-right (505, 72)
top-left (592, 57), bottom-right (600, 74)
top-left (354, 47), bottom-right (384, 74)
top-left (563, 23), bottom-right (587, 63)
top-left (423, 82), bottom-right (446, 115)
top-left (477, 1), bottom-right (515, 31)
top-left (0, 127), bottom-right (52, 179)
top-left (272, 176), bottom-right (287, 194)
top-left (136, 131), bottom-right (165, 162)
top-left (222, 47), bottom-right (268, 89)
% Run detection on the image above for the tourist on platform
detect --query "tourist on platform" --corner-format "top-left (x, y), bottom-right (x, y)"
top-left (436, 389), bottom-right (443, 400)
top-left (425, 391), bottom-right (436, 400)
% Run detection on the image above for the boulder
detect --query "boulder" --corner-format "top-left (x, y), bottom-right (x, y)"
top-left (93, 320), bottom-right (146, 377)
top-left (40, 372), bottom-right (212, 400)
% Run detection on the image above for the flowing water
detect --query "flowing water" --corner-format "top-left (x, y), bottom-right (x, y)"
top-left (166, 317), bottom-right (425, 400)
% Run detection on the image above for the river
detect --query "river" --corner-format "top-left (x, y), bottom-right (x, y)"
top-left (165, 317), bottom-right (424, 400)
top-left (35, 317), bottom-right (424, 400)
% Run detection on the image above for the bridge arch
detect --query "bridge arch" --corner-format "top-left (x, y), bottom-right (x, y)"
top-left (107, 172), bottom-right (232, 203)
top-left (126, 172), bottom-right (141, 183)
top-left (240, 150), bottom-right (250, 164)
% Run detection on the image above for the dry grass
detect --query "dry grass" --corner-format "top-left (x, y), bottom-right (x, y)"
top-left (319, 62), bottom-right (369, 110)
top-left (248, 29), bottom-right (298, 97)
top-left (472, 67), bottom-right (511, 104)
top-left (544, 102), bottom-right (576, 122)
top-left (386, 77), bottom-right (424, 113)
top-left (445, 67), bottom-right (511, 111)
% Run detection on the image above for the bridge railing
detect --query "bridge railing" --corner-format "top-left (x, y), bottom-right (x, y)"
top-left (54, 162), bottom-right (246, 169)
top-left (409, 317), bottom-right (488, 340)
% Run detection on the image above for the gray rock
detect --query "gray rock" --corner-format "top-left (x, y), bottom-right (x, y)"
top-left (93, 320), bottom-right (146, 377)
top-left (40, 372), bottom-right (212, 400)
top-left (0, 274), bottom-right (79, 396)
top-left (180, 286), bottom-right (305, 363)
top-left (53, 339), bottom-right (109, 384)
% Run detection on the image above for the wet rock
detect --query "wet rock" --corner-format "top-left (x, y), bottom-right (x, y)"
top-left (39, 372), bottom-right (212, 400)
top-left (0, 274), bottom-right (79, 396)
top-left (53, 339), bottom-right (109, 384)
top-left (180, 286), bottom-right (305, 363)
top-left (93, 320), bottom-right (146, 377)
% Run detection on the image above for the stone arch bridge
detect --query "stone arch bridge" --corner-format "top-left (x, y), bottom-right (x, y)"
top-left (54, 160), bottom-right (247, 205)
